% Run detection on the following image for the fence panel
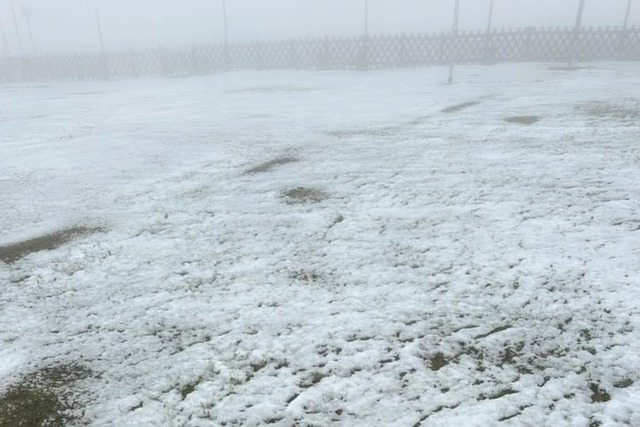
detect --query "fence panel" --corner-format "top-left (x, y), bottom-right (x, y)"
top-left (1, 27), bottom-right (639, 83)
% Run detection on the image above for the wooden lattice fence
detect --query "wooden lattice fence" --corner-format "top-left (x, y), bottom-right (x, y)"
top-left (1, 26), bottom-right (639, 82)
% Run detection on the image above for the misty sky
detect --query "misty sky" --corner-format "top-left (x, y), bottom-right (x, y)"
top-left (1, 0), bottom-right (638, 54)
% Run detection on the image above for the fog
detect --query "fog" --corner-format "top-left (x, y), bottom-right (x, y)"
top-left (1, 0), bottom-right (638, 54)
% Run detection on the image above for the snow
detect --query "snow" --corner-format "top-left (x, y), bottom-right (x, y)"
top-left (1, 63), bottom-right (640, 426)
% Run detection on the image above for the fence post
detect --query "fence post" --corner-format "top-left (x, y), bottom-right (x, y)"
top-left (97, 51), bottom-right (109, 80)
top-left (158, 45), bottom-right (171, 77)
top-left (129, 49), bottom-right (137, 78)
top-left (397, 33), bottom-right (407, 67)
top-left (357, 35), bottom-right (369, 70)
top-left (255, 40), bottom-right (262, 71)
top-left (317, 37), bottom-right (330, 70)
top-left (288, 39), bottom-right (299, 69)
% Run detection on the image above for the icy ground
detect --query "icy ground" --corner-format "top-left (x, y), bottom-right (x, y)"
top-left (1, 63), bottom-right (640, 426)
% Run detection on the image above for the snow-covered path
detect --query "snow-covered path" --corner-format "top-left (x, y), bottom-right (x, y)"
top-left (1, 64), bottom-right (640, 426)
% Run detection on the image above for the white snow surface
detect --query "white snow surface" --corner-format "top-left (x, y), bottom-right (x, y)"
top-left (1, 63), bottom-right (640, 426)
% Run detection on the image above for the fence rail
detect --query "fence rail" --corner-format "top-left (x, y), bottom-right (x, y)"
top-left (1, 26), bottom-right (639, 82)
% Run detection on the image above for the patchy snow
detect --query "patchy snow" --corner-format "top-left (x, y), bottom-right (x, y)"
top-left (1, 63), bottom-right (640, 426)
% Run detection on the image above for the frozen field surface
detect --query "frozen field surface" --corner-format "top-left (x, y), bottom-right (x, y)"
top-left (1, 63), bottom-right (640, 426)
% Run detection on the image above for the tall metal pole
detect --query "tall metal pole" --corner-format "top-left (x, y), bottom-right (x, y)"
top-left (574, 0), bottom-right (586, 31)
top-left (364, 0), bottom-right (369, 37)
top-left (222, 0), bottom-right (229, 45)
top-left (448, 0), bottom-right (460, 84)
top-left (487, 0), bottom-right (494, 33)
top-left (22, 7), bottom-right (37, 56)
top-left (623, 0), bottom-right (633, 31)
top-left (619, 0), bottom-right (633, 57)
top-left (484, 0), bottom-right (495, 62)
top-left (10, 3), bottom-right (24, 56)
top-left (95, 9), bottom-right (105, 51)
top-left (0, 17), bottom-right (11, 57)
top-left (222, 0), bottom-right (229, 70)
top-left (569, 0), bottom-right (586, 67)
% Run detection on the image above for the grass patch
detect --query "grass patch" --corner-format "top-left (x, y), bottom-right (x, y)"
top-left (589, 419), bottom-right (603, 427)
top-left (479, 389), bottom-right (518, 401)
top-left (548, 65), bottom-right (594, 71)
top-left (289, 269), bottom-right (324, 283)
top-left (589, 383), bottom-right (611, 403)
top-left (429, 353), bottom-right (450, 371)
top-left (244, 156), bottom-right (298, 175)
top-left (0, 226), bottom-right (101, 264)
top-left (504, 116), bottom-right (541, 125)
top-left (180, 379), bottom-right (201, 400)
top-left (228, 86), bottom-right (310, 94)
top-left (300, 372), bottom-right (327, 389)
top-left (614, 378), bottom-right (634, 388)
top-left (281, 187), bottom-right (328, 204)
top-left (0, 364), bottom-right (91, 427)
top-left (442, 101), bottom-right (481, 114)
top-left (326, 126), bottom-right (400, 138)
top-left (579, 101), bottom-right (640, 123)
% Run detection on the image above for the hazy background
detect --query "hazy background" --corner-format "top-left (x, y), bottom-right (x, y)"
top-left (1, 0), bottom-right (638, 55)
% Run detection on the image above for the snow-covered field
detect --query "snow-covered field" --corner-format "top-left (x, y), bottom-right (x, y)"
top-left (1, 63), bottom-right (640, 426)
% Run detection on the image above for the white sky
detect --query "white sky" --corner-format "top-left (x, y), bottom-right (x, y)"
top-left (0, 0), bottom-right (638, 54)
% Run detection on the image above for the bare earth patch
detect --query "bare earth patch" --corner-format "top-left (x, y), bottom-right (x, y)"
top-left (228, 86), bottom-right (311, 95)
top-left (244, 156), bottom-right (299, 175)
top-left (0, 226), bottom-right (102, 264)
top-left (442, 101), bottom-right (482, 114)
top-left (548, 65), bottom-right (594, 72)
top-left (504, 116), bottom-right (541, 125)
top-left (326, 125), bottom-right (401, 138)
top-left (578, 101), bottom-right (640, 124)
top-left (281, 187), bottom-right (329, 204)
top-left (0, 364), bottom-right (91, 427)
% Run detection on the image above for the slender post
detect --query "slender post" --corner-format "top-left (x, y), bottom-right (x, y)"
top-left (364, 0), bottom-right (369, 37)
top-left (222, 0), bottom-right (229, 70)
top-left (623, 0), bottom-right (633, 30)
top-left (487, 0), bottom-right (494, 33)
top-left (485, 0), bottom-right (494, 62)
top-left (10, 3), bottom-right (23, 56)
top-left (95, 9), bottom-right (109, 80)
top-left (574, 0), bottom-right (586, 30)
top-left (448, 0), bottom-right (460, 84)
top-left (222, 0), bottom-right (229, 45)
top-left (619, 0), bottom-right (633, 57)
top-left (22, 7), bottom-right (37, 56)
top-left (95, 9), bottom-right (105, 51)
top-left (569, 0), bottom-right (586, 66)
top-left (358, 0), bottom-right (369, 70)
top-left (0, 17), bottom-right (11, 57)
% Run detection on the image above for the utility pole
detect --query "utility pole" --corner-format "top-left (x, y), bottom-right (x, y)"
top-left (484, 0), bottom-right (495, 62)
top-left (574, 0), bottom-right (586, 31)
top-left (222, 0), bottom-right (229, 70)
top-left (22, 6), bottom-right (36, 56)
top-left (364, 0), bottom-right (369, 37)
top-left (95, 9), bottom-right (105, 51)
top-left (623, 0), bottom-right (633, 31)
top-left (358, 0), bottom-right (370, 70)
top-left (619, 0), bottom-right (633, 57)
top-left (0, 17), bottom-right (11, 57)
top-left (487, 0), bottom-right (494, 33)
top-left (10, 2), bottom-right (23, 56)
top-left (222, 0), bottom-right (229, 45)
top-left (569, 0), bottom-right (586, 67)
top-left (448, 0), bottom-right (460, 84)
